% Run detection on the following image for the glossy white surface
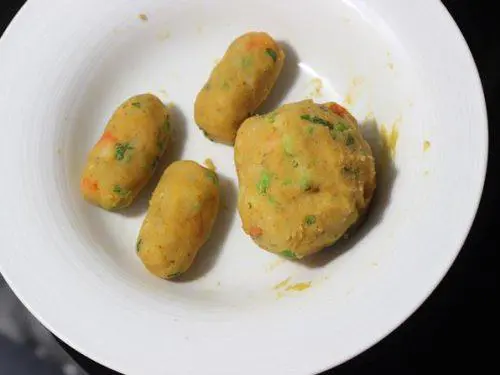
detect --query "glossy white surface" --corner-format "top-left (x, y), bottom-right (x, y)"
top-left (0, 0), bottom-right (487, 374)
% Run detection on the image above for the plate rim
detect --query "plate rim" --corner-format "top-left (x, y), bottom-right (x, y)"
top-left (0, 0), bottom-right (489, 374)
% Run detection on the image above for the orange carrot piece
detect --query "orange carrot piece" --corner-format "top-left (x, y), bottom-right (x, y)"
top-left (249, 226), bottom-right (263, 237)
top-left (246, 34), bottom-right (271, 50)
top-left (329, 103), bottom-right (348, 117)
top-left (97, 131), bottom-right (118, 146)
top-left (81, 177), bottom-right (99, 192)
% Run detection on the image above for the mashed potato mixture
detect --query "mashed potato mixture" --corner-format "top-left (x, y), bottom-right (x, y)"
top-left (235, 100), bottom-right (376, 258)
top-left (80, 94), bottom-right (170, 210)
top-left (137, 161), bottom-right (220, 279)
top-left (195, 32), bottom-right (285, 144)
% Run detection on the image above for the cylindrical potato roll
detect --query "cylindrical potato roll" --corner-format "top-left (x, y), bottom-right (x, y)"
top-left (235, 100), bottom-right (376, 259)
top-left (136, 160), bottom-right (220, 279)
top-left (80, 94), bottom-right (170, 210)
top-left (194, 32), bottom-right (285, 144)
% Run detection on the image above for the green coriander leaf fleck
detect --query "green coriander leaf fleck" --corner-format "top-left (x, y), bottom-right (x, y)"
top-left (257, 170), bottom-right (272, 195)
top-left (266, 112), bottom-right (277, 124)
top-left (115, 143), bottom-right (133, 161)
top-left (281, 249), bottom-right (298, 259)
top-left (334, 122), bottom-right (349, 132)
top-left (305, 215), bottom-right (316, 225)
top-left (205, 170), bottom-right (219, 186)
top-left (299, 176), bottom-right (312, 191)
top-left (265, 48), bottom-right (277, 62)
top-left (300, 114), bottom-right (334, 128)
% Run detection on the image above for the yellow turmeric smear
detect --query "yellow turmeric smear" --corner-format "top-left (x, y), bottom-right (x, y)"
top-left (204, 158), bottom-right (216, 171)
top-left (285, 282), bottom-right (312, 292)
top-left (380, 123), bottom-right (399, 160)
top-left (274, 277), bottom-right (291, 290)
top-left (423, 140), bottom-right (431, 152)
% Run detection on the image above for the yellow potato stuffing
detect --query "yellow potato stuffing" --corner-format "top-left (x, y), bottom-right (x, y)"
top-left (137, 161), bottom-right (220, 279)
top-left (194, 32), bottom-right (285, 144)
top-left (235, 100), bottom-right (376, 259)
top-left (80, 94), bottom-right (170, 210)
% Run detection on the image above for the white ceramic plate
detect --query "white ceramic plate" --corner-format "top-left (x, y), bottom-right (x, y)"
top-left (0, 0), bottom-right (487, 374)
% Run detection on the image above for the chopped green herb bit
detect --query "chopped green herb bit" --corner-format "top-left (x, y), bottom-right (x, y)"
top-left (113, 184), bottom-right (130, 196)
top-left (300, 176), bottom-right (312, 191)
top-left (345, 133), bottom-right (355, 146)
top-left (281, 249), bottom-right (298, 259)
top-left (205, 169), bottom-right (219, 185)
top-left (115, 143), bottom-right (133, 161)
top-left (300, 114), bottom-right (334, 128)
top-left (247, 202), bottom-right (253, 209)
top-left (305, 215), bottom-right (316, 225)
top-left (266, 112), bottom-right (277, 123)
top-left (307, 126), bottom-right (315, 135)
top-left (268, 195), bottom-right (277, 205)
top-left (131, 102), bottom-right (141, 108)
top-left (282, 178), bottom-right (293, 186)
top-left (136, 238), bottom-right (142, 253)
top-left (334, 122), bottom-right (349, 132)
top-left (257, 170), bottom-right (272, 195)
top-left (291, 159), bottom-right (299, 168)
top-left (265, 48), bottom-right (277, 62)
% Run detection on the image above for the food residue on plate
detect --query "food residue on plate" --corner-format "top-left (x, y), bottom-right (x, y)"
top-left (156, 30), bottom-right (171, 41)
top-left (285, 282), bottom-right (311, 292)
top-left (204, 158), bottom-right (216, 171)
top-left (343, 76), bottom-right (364, 106)
top-left (274, 277), bottom-right (312, 294)
top-left (138, 14), bottom-right (148, 22)
top-left (307, 78), bottom-right (323, 98)
top-left (274, 277), bottom-right (291, 290)
top-left (157, 89), bottom-right (168, 98)
top-left (423, 140), bottom-right (431, 152)
top-left (380, 119), bottom-right (400, 159)
top-left (266, 258), bottom-right (285, 272)
top-left (364, 110), bottom-right (375, 121)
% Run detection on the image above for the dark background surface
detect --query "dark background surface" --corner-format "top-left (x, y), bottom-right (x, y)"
top-left (1, 1), bottom-right (498, 374)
